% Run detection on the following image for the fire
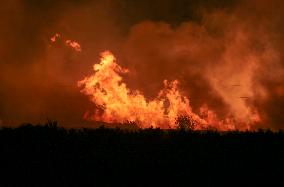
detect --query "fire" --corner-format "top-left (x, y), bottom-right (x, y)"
top-left (50, 33), bottom-right (81, 52)
top-left (65, 40), bottom-right (82, 52)
top-left (50, 33), bottom-right (60, 42)
top-left (78, 51), bottom-right (261, 130)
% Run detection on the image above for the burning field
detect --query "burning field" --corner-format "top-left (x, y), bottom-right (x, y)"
top-left (0, 0), bottom-right (284, 130)
top-left (77, 50), bottom-right (260, 130)
top-left (2, 1), bottom-right (284, 186)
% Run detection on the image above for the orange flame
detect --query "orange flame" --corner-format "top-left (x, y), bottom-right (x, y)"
top-left (65, 40), bottom-right (82, 52)
top-left (50, 33), bottom-right (60, 42)
top-left (50, 33), bottom-right (81, 52)
top-left (78, 51), bottom-right (261, 130)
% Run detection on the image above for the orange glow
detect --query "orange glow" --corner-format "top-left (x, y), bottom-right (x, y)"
top-left (78, 51), bottom-right (261, 130)
top-left (50, 33), bottom-right (81, 52)
top-left (50, 33), bottom-right (60, 42)
top-left (65, 40), bottom-right (82, 52)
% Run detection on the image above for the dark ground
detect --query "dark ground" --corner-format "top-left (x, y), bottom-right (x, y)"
top-left (1, 122), bottom-right (284, 186)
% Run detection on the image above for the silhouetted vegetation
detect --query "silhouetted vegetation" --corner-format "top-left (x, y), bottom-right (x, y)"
top-left (175, 115), bottom-right (196, 130)
top-left (1, 122), bottom-right (284, 186)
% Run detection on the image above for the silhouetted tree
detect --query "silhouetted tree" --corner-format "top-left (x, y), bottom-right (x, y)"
top-left (175, 115), bottom-right (196, 131)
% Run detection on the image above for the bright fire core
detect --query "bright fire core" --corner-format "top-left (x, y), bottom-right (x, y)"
top-left (78, 51), bottom-right (260, 130)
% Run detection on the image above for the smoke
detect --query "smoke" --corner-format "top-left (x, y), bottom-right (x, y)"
top-left (0, 0), bottom-right (120, 127)
top-left (1, 0), bottom-right (284, 129)
top-left (116, 2), bottom-right (284, 130)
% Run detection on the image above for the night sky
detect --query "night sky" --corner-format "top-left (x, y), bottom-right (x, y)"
top-left (1, 0), bottom-right (284, 130)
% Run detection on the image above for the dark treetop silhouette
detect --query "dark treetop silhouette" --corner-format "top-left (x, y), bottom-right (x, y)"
top-left (1, 121), bottom-right (284, 186)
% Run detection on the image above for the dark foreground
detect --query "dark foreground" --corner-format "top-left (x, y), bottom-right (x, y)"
top-left (1, 123), bottom-right (284, 186)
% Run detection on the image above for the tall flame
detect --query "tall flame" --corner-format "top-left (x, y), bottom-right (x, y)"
top-left (78, 51), bottom-right (260, 130)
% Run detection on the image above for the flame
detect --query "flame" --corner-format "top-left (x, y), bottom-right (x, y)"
top-left (78, 51), bottom-right (261, 130)
top-left (50, 33), bottom-right (81, 52)
top-left (65, 40), bottom-right (82, 52)
top-left (50, 33), bottom-right (60, 42)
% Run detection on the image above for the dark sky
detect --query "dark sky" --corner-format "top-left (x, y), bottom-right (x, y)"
top-left (1, 0), bottom-right (284, 130)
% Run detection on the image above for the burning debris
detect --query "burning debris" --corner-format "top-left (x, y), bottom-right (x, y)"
top-left (65, 40), bottom-right (82, 52)
top-left (50, 33), bottom-right (60, 42)
top-left (50, 33), bottom-right (81, 52)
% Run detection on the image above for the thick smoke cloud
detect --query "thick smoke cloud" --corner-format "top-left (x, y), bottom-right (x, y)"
top-left (0, 0), bottom-right (121, 127)
top-left (0, 0), bottom-right (283, 129)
